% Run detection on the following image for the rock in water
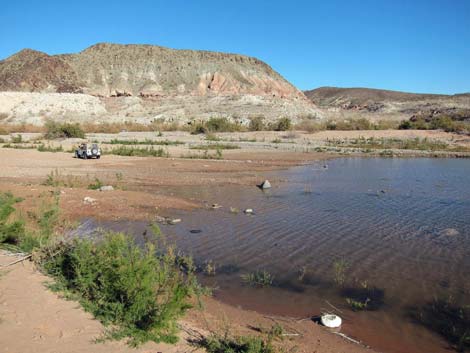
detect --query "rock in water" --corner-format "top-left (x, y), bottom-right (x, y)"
top-left (260, 180), bottom-right (272, 189)
top-left (244, 208), bottom-right (254, 214)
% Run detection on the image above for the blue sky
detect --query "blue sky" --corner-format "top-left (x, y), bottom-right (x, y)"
top-left (1, 0), bottom-right (469, 94)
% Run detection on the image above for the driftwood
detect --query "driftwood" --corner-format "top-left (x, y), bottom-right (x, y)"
top-left (325, 300), bottom-right (344, 314)
top-left (333, 332), bottom-right (369, 348)
top-left (0, 254), bottom-right (32, 267)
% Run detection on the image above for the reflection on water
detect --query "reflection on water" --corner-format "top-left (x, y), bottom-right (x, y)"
top-left (81, 158), bottom-right (470, 353)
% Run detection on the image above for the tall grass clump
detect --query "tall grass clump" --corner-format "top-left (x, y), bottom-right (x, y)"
top-left (40, 232), bottom-right (199, 346)
top-left (241, 270), bottom-right (274, 287)
top-left (44, 120), bottom-right (85, 139)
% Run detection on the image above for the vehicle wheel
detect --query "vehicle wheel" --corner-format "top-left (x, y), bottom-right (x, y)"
top-left (75, 151), bottom-right (79, 158)
top-left (97, 156), bottom-right (101, 159)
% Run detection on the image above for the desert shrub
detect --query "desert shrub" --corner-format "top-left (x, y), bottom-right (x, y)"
top-left (107, 146), bottom-right (169, 157)
top-left (190, 122), bottom-right (208, 135)
top-left (105, 139), bottom-right (184, 146)
top-left (206, 117), bottom-right (242, 132)
top-left (374, 120), bottom-right (400, 130)
top-left (399, 115), bottom-right (469, 134)
top-left (398, 120), bottom-right (413, 130)
top-left (0, 192), bottom-right (59, 253)
top-left (41, 232), bottom-right (199, 346)
top-left (326, 118), bottom-right (372, 131)
top-left (180, 149), bottom-right (223, 160)
top-left (249, 116), bottom-right (265, 131)
top-left (190, 143), bottom-right (240, 150)
top-left (0, 193), bottom-right (25, 245)
top-left (190, 118), bottom-right (244, 134)
top-left (87, 178), bottom-right (104, 190)
top-left (272, 117), bottom-right (291, 131)
top-left (37, 144), bottom-right (63, 152)
top-left (44, 121), bottom-right (85, 139)
top-left (430, 116), bottom-right (457, 131)
top-left (11, 134), bottom-right (22, 143)
top-left (294, 119), bottom-right (326, 133)
top-left (199, 333), bottom-right (275, 353)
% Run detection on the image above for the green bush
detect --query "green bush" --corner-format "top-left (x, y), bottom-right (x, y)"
top-left (45, 121), bottom-right (85, 139)
top-left (0, 192), bottom-right (59, 253)
top-left (41, 232), bottom-right (199, 346)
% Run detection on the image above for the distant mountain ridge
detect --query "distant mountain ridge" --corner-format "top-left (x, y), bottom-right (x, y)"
top-left (304, 86), bottom-right (470, 120)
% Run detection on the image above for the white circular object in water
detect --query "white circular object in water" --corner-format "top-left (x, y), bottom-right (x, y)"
top-left (321, 314), bottom-right (342, 328)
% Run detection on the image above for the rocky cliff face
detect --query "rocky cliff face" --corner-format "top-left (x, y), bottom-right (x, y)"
top-left (0, 43), bottom-right (320, 125)
top-left (60, 43), bottom-right (307, 99)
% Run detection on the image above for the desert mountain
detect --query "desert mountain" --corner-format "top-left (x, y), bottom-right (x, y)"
top-left (0, 43), bottom-right (321, 125)
top-left (304, 87), bottom-right (470, 121)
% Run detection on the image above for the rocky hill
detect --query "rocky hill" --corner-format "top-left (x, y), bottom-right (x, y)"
top-left (0, 43), bottom-right (321, 125)
top-left (304, 87), bottom-right (470, 121)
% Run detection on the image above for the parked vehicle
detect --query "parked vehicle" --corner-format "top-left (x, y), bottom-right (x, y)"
top-left (75, 143), bottom-right (101, 159)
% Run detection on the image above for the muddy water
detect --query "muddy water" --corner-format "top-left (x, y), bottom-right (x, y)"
top-left (84, 158), bottom-right (470, 353)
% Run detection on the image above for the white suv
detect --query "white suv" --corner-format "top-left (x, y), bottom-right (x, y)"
top-left (75, 143), bottom-right (101, 159)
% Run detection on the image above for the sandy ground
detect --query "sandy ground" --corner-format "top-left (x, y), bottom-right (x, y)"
top-left (2, 129), bottom-right (466, 353)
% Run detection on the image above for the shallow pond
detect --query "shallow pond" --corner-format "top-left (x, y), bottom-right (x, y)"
top-left (81, 158), bottom-right (470, 353)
